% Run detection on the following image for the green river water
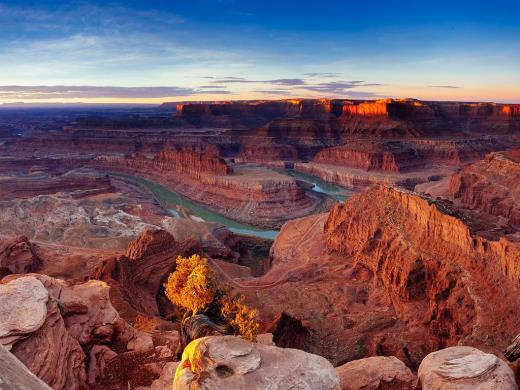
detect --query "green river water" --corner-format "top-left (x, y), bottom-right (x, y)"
top-left (110, 170), bottom-right (354, 240)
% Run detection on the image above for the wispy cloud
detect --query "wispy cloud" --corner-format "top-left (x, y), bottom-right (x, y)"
top-left (0, 85), bottom-right (231, 99)
top-left (429, 85), bottom-right (461, 89)
top-left (302, 72), bottom-right (340, 78)
top-left (210, 77), bottom-right (305, 86)
top-left (198, 85), bottom-right (229, 89)
top-left (252, 89), bottom-right (291, 95)
top-left (301, 81), bottom-right (382, 94)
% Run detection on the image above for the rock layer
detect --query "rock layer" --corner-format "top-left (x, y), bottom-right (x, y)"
top-left (313, 139), bottom-right (502, 173)
top-left (92, 229), bottom-right (200, 318)
top-left (0, 343), bottom-right (53, 390)
top-left (448, 149), bottom-right (520, 226)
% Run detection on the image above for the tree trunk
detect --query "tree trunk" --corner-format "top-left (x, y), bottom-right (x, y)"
top-left (504, 333), bottom-right (520, 362)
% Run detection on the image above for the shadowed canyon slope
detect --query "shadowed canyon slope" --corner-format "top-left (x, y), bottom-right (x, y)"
top-left (418, 148), bottom-right (520, 229)
top-left (236, 186), bottom-right (520, 368)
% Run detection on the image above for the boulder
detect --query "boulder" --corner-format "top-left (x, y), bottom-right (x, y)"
top-left (60, 279), bottom-right (120, 345)
top-left (0, 277), bottom-right (48, 350)
top-left (9, 286), bottom-right (87, 390)
top-left (173, 335), bottom-right (340, 389)
top-left (418, 346), bottom-right (517, 389)
top-left (336, 356), bottom-right (416, 390)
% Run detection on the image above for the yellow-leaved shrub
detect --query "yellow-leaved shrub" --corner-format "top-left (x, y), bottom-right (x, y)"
top-left (164, 254), bottom-right (218, 315)
top-left (164, 254), bottom-right (260, 341)
top-left (220, 294), bottom-right (259, 341)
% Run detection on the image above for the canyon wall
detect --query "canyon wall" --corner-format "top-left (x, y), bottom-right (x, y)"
top-left (93, 229), bottom-right (200, 319)
top-left (448, 149), bottom-right (520, 226)
top-left (313, 138), bottom-right (503, 173)
top-left (241, 185), bottom-right (520, 366)
top-left (324, 187), bottom-right (520, 350)
top-left (94, 147), bottom-right (328, 229)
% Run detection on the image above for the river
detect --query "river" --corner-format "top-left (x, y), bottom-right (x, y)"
top-left (110, 170), bottom-right (355, 240)
top-left (276, 168), bottom-right (356, 202)
top-left (110, 173), bottom-right (279, 239)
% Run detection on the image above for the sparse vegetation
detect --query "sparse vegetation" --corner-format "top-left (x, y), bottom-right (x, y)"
top-left (220, 294), bottom-right (260, 341)
top-left (164, 254), bottom-right (218, 315)
top-left (133, 314), bottom-right (160, 332)
top-left (164, 254), bottom-right (259, 349)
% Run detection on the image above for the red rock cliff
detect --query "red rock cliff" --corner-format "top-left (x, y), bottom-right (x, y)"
top-left (94, 229), bottom-right (200, 317)
top-left (448, 149), bottom-right (520, 226)
top-left (313, 139), bottom-right (503, 173)
top-left (155, 145), bottom-right (233, 176)
top-left (324, 186), bottom-right (520, 353)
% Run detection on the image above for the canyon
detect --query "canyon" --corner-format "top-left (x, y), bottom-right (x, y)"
top-left (1, 99), bottom-right (520, 389)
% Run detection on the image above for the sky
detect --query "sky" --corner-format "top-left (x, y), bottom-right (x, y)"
top-left (0, 0), bottom-right (519, 104)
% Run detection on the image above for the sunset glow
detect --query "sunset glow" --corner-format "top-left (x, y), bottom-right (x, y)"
top-left (0, 0), bottom-right (519, 104)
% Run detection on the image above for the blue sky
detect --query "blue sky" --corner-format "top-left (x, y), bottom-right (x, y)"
top-left (0, 0), bottom-right (519, 103)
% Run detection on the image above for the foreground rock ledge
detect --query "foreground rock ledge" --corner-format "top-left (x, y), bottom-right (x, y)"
top-left (173, 335), bottom-right (341, 389)
top-left (418, 346), bottom-right (517, 389)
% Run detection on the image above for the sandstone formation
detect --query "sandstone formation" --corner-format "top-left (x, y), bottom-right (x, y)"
top-left (235, 186), bottom-right (520, 368)
top-left (0, 235), bottom-right (40, 277)
top-left (313, 139), bottom-right (501, 173)
top-left (175, 99), bottom-right (520, 139)
top-left (95, 149), bottom-right (329, 229)
top-left (0, 343), bottom-right (52, 390)
top-left (0, 274), bottom-right (135, 390)
top-left (447, 149), bottom-right (520, 226)
top-left (173, 335), bottom-right (341, 389)
top-left (92, 229), bottom-right (200, 319)
top-left (324, 187), bottom-right (520, 356)
top-left (418, 346), bottom-right (517, 389)
top-left (336, 356), bottom-right (416, 390)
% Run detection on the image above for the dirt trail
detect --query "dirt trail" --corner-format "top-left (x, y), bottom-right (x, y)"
top-left (209, 215), bottom-right (326, 290)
